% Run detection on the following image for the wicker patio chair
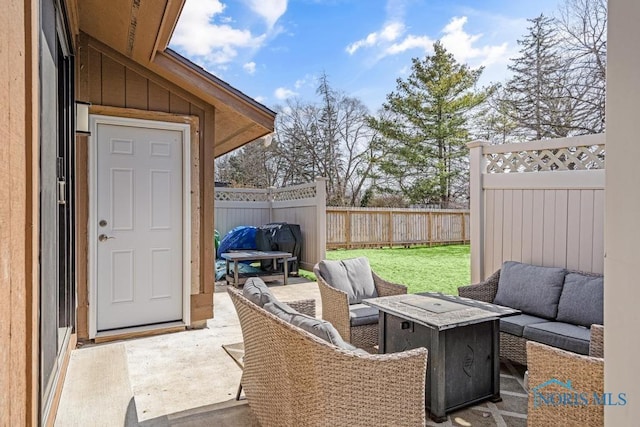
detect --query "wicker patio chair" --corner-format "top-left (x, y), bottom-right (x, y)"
top-left (227, 286), bottom-right (428, 427)
top-left (527, 325), bottom-right (604, 427)
top-left (314, 258), bottom-right (406, 352)
top-left (223, 297), bottom-right (316, 400)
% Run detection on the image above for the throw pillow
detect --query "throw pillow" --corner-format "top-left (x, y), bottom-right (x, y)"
top-left (493, 261), bottom-right (566, 319)
top-left (556, 273), bottom-right (604, 327)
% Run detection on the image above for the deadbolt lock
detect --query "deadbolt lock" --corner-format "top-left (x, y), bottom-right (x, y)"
top-left (99, 220), bottom-right (107, 227)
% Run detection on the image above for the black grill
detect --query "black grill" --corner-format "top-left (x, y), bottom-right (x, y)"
top-left (255, 223), bottom-right (302, 274)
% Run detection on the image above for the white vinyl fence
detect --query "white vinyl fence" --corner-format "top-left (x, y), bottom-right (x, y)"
top-left (214, 178), bottom-right (327, 270)
top-left (468, 134), bottom-right (605, 282)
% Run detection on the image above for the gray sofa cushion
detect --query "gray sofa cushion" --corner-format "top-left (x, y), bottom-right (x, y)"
top-left (556, 273), bottom-right (604, 327)
top-left (493, 261), bottom-right (567, 319)
top-left (349, 304), bottom-right (379, 327)
top-left (523, 322), bottom-right (590, 355)
top-left (500, 314), bottom-right (549, 337)
top-left (242, 277), bottom-right (274, 307)
top-left (318, 257), bottom-right (378, 304)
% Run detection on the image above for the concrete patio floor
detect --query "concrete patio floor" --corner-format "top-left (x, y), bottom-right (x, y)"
top-left (55, 279), bottom-right (528, 426)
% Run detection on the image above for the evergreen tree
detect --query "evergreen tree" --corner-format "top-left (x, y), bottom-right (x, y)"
top-left (503, 14), bottom-right (571, 139)
top-left (369, 41), bottom-right (492, 208)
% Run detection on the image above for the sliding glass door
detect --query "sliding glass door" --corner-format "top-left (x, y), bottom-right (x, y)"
top-left (39, 0), bottom-right (75, 421)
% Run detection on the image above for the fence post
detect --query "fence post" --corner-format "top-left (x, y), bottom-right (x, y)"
top-left (267, 186), bottom-right (275, 223)
top-left (315, 177), bottom-right (327, 263)
top-left (468, 140), bottom-right (487, 283)
top-left (388, 210), bottom-right (393, 248)
top-left (345, 210), bottom-right (351, 249)
top-left (427, 211), bottom-right (432, 246)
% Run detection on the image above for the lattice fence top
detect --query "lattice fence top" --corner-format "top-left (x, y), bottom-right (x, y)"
top-left (215, 190), bottom-right (270, 202)
top-left (485, 144), bottom-right (605, 173)
top-left (215, 183), bottom-right (318, 202)
top-left (273, 185), bottom-right (316, 201)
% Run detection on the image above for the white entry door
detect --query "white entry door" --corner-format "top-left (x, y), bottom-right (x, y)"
top-left (95, 122), bottom-right (184, 331)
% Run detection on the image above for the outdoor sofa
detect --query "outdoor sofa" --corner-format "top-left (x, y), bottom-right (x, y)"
top-left (458, 261), bottom-right (604, 365)
top-left (227, 278), bottom-right (428, 427)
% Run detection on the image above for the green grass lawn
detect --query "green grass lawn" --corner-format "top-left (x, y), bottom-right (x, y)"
top-left (300, 244), bottom-right (471, 295)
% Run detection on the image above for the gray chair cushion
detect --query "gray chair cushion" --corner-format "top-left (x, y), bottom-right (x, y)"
top-left (289, 311), bottom-right (348, 346)
top-left (500, 314), bottom-right (550, 337)
top-left (493, 261), bottom-right (566, 319)
top-left (349, 304), bottom-right (379, 327)
top-left (263, 299), bottom-right (300, 323)
top-left (242, 277), bottom-right (275, 307)
top-left (318, 257), bottom-right (378, 304)
top-left (556, 273), bottom-right (604, 327)
top-left (263, 300), bottom-right (361, 351)
top-left (523, 322), bottom-right (590, 355)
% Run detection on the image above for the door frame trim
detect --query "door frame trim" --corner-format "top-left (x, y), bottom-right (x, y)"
top-left (88, 114), bottom-right (191, 338)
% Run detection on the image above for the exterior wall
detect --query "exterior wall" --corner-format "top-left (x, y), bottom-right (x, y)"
top-left (214, 179), bottom-right (327, 270)
top-left (605, 0), bottom-right (640, 422)
top-left (75, 33), bottom-right (215, 338)
top-left (468, 135), bottom-right (605, 282)
top-left (0, 1), bottom-right (39, 425)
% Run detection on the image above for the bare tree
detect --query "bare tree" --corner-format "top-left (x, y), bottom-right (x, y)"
top-left (218, 75), bottom-right (381, 206)
top-left (273, 74), bottom-right (381, 206)
top-left (503, 14), bottom-right (574, 140)
top-left (557, 0), bottom-right (607, 133)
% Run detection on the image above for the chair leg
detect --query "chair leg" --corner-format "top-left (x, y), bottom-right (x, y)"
top-left (236, 383), bottom-right (243, 400)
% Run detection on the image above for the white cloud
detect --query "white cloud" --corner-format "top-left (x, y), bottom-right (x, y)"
top-left (172, 0), bottom-right (267, 66)
top-left (243, 61), bottom-right (257, 74)
top-left (294, 73), bottom-right (317, 89)
top-left (440, 16), bottom-right (508, 67)
top-left (274, 87), bottom-right (298, 100)
top-left (254, 95), bottom-right (267, 104)
top-left (246, 0), bottom-right (287, 29)
top-left (346, 13), bottom-right (509, 68)
top-left (346, 21), bottom-right (405, 55)
top-left (385, 35), bottom-right (433, 55)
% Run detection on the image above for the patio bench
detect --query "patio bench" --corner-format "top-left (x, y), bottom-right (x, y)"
top-left (227, 277), bottom-right (428, 426)
top-left (458, 261), bottom-right (603, 365)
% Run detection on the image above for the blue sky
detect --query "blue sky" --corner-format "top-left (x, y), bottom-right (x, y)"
top-left (170, 0), bottom-right (563, 112)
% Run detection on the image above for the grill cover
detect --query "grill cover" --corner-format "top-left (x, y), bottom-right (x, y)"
top-left (255, 223), bottom-right (302, 274)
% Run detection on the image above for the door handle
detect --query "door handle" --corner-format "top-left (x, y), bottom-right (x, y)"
top-left (98, 234), bottom-right (116, 242)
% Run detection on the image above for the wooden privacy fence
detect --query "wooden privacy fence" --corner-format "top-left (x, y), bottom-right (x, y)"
top-left (326, 207), bottom-right (470, 249)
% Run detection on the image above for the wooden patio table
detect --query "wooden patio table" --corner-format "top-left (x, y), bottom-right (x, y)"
top-left (221, 250), bottom-right (293, 287)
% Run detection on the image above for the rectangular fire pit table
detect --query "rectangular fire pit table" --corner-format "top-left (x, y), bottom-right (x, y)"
top-left (363, 293), bottom-right (518, 422)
